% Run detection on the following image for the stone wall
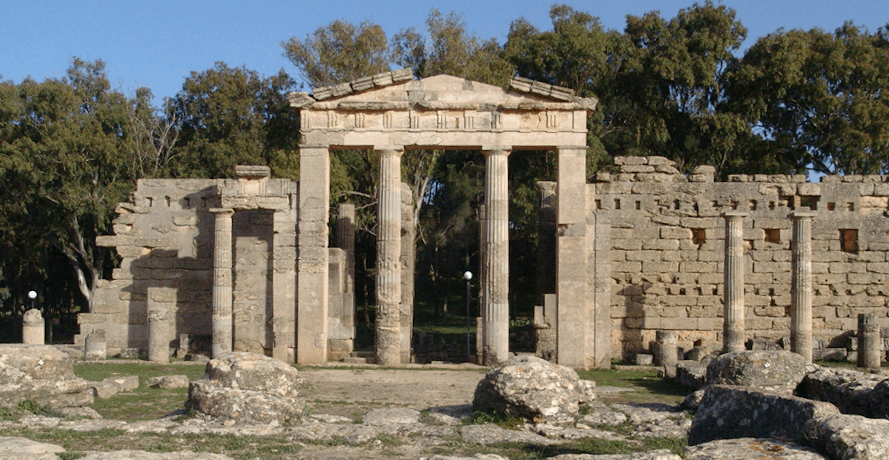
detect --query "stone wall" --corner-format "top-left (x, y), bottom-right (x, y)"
top-left (78, 169), bottom-right (303, 358)
top-left (587, 156), bottom-right (889, 360)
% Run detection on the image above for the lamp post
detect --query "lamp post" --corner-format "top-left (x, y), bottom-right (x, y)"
top-left (27, 291), bottom-right (36, 311)
top-left (463, 271), bottom-right (473, 359)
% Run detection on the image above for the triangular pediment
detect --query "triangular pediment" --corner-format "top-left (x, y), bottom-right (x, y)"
top-left (288, 69), bottom-right (597, 111)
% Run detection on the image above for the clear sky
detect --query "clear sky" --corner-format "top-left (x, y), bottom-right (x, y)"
top-left (1, 0), bottom-right (887, 102)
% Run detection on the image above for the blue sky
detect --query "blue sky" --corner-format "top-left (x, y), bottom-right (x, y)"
top-left (1, 0), bottom-right (887, 102)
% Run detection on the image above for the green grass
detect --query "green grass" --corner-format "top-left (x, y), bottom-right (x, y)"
top-left (578, 367), bottom-right (689, 404)
top-left (73, 362), bottom-right (206, 421)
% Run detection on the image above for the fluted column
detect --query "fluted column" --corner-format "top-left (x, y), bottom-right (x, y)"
top-left (211, 208), bottom-right (234, 358)
top-left (791, 211), bottom-right (816, 363)
top-left (722, 211), bottom-right (748, 354)
top-left (482, 147), bottom-right (510, 365)
top-left (375, 147), bottom-right (403, 365)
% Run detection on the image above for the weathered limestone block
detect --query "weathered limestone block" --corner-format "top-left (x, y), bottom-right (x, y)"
top-left (0, 436), bottom-right (67, 458)
top-left (145, 375), bottom-right (190, 389)
top-left (0, 344), bottom-right (93, 409)
top-left (675, 360), bottom-right (707, 390)
top-left (795, 366), bottom-right (889, 418)
top-left (806, 413), bottom-right (889, 460)
top-left (688, 385), bottom-right (839, 445)
top-left (473, 355), bottom-right (596, 425)
top-left (706, 350), bottom-right (807, 393)
top-left (186, 352), bottom-right (304, 424)
top-left (22, 309), bottom-right (44, 345)
top-left (684, 438), bottom-right (826, 460)
top-left (542, 451), bottom-right (681, 460)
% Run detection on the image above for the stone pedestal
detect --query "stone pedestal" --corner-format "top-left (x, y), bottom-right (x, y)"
top-left (211, 208), bottom-right (234, 358)
top-left (656, 330), bottom-right (678, 375)
top-left (148, 304), bottom-right (169, 364)
top-left (791, 211), bottom-right (816, 363)
top-left (375, 147), bottom-right (403, 365)
top-left (84, 329), bottom-right (106, 361)
top-left (858, 313), bottom-right (880, 369)
top-left (482, 147), bottom-right (510, 365)
top-left (22, 309), bottom-right (44, 345)
top-left (723, 211), bottom-right (748, 353)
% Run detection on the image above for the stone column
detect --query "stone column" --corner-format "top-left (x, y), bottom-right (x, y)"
top-left (22, 309), bottom-right (44, 345)
top-left (656, 330), bottom-right (678, 374)
top-left (297, 146), bottom-right (330, 364)
top-left (400, 183), bottom-right (415, 364)
top-left (722, 211), bottom-right (749, 354)
top-left (336, 203), bottom-right (356, 355)
top-left (556, 146), bottom-right (591, 367)
top-left (211, 208), bottom-right (234, 358)
top-left (272, 205), bottom-right (297, 362)
top-left (147, 301), bottom-right (169, 364)
top-left (375, 147), bottom-right (403, 365)
top-left (858, 313), bottom-right (881, 369)
top-left (482, 147), bottom-right (510, 365)
top-left (791, 211), bottom-right (817, 363)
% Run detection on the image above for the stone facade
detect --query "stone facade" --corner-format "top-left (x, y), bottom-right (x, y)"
top-left (578, 155), bottom-right (889, 360)
top-left (77, 167), bottom-right (312, 359)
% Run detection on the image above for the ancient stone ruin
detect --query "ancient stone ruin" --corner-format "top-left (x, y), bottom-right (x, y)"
top-left (79, 69), bottom-right (889, 369)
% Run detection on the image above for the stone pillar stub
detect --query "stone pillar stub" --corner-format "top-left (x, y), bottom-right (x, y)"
top-left (147, 294), bottom-right (170, 364)
top-left (791, 211), bottom-right (816, 364)
top-left (298, 146), bottom-right (330, 364)
top-left (656, 330), bottom-right (678, 377)
top-left (84, 329), bottom-right (106, 361)
top-left (482, 147), bottom-right (510, 365)
top-left (211, 208), bottom-right (234, 359)
top-left (556, 146), bottom-right (590, 368)
top-left (858, 313), bottom-right (881, 369)
top-left (722, 211), bottom-right (748, 354)
top-left (375, 146), bottom-right (403, 366)
top-left (22, 309), bottom-right (44, 345)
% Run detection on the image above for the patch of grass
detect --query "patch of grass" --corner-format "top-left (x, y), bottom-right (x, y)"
top-left (17, 400), bottom-right (63, 418)
top-left (0, 406), bottom-right (18, 422)
top-left (578, 367), bottom-right (689, 405)
top-left (73, 362), bottom-right (206, 421)
top-left (376, 434), bottom-right (403, 446)
top-left (58, 453), bottom-right (86, 460)
top-left (465, 409), bottom-right (524, 430)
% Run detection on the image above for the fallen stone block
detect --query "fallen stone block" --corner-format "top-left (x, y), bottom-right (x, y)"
top-left (684, 438), bottom-right (826, 459)
top-left (0, 344), bottom-right (92, 409)
top-left (91, 381), bottom-right (120, 399)
top-left (145, 375), bottom-right (190, 389)
top-left (473, 355), bottom-right (596, 425)
top-left (0, 436), bottom-right (66, 458)
top-left (186, 352), bottom-right (304, 424)
top-left (675, 360), bottom-right (706, 390)
top-left (103, 375), bottom-right (139, 392)
top-left (706, 350), bottom-right (807, 393)
top-left (806, 413), bottom-right (889, 460)
top-left (795, 366), bottom-right (886, 417)
top-left (688, 385), bottom-right (839, 445)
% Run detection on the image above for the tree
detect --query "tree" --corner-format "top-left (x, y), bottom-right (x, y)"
top-left (282, 20), bottom-right (391, 88)
top-left (0, 59), bottom-right (143, 312)
top-left (727, 23), bottom-right (889, 174)
top-left (165, 62), bottom-right (300, 180)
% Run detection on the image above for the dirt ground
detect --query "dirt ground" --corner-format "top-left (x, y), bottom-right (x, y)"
top-left (299, 365), bottom-right (488, 420)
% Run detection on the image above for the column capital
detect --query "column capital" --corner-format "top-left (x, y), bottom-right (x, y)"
top-left (722, 211), bottom-right (750, 219)
top-left (209, 208), bottom-right (235, 215)
top-left (791, 210), bottom-right (818, 219)
top-left (481, 146), bottom-right (512, 155)
top-left (375, 145), bottom-right (404, 154)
